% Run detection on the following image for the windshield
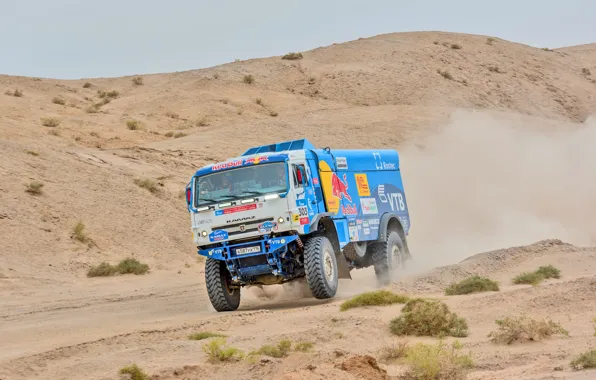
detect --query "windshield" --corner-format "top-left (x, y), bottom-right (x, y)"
top-left (194, 162), bottom-right (288, 206)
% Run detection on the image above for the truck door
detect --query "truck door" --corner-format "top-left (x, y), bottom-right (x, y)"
top-left (289, 161), bottom-right (320, 229)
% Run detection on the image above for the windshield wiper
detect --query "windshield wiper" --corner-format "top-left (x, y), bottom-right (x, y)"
top-left (234, 190), bottom-right (264, 197)
top-left (197, 195), bottom-right (235, 204)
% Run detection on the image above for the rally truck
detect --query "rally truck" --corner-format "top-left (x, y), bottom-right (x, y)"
top-left (184, 139), bottom-right (412, 312)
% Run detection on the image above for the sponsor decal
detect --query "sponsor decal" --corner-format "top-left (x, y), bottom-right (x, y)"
top-left (209, 230), bottom-right (228, 242)
top-left (243, 156), bottom-right (269, 165)
top-left (215, 203), bottom-right (257, 216)
top-left (336, 157), bottom-right (348, 169)
top-left (376, 184), bottom-right (407, 212)
top-left (355, 173), bottom-right (371, 196)
top-left (195, 219), bottom-right (213, 225)
top-left (364, 227), bottom-right (370, 235)
top-left (372, 153), bottom-right (397, 170)
top-left (363, 220), bottom-right (369, 228)
top-left (212, 160), bottom-right (242, 171)
top-left (258, 221), bottom-right (278, 233)
top-left (341, 204), bottom-right (358, 215)
top-left (267, 238), bottom-right (286, 245)
top-left (349, 226), bottom-right (359, 241)
top-left (360, 198), bottom-right (379, 215)
top-left (331, 173), bottom-right (352, 202)
top-left (299, 217), bottom-right (309, 225)
top-left (312, 177), bottom-right (319, 185)
top-left (292, 214), bottom-right (300, 222)
top-left (207, 248), bottom-right (224, 256)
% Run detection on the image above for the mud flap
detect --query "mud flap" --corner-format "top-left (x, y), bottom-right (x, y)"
top-left (335, 252), bottom-right (352, 279)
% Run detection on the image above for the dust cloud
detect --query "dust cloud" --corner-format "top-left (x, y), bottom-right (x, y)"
top-left (399, 109), bottom-right (596, 275)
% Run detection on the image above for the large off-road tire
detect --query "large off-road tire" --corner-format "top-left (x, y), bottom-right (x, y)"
top-left (369, 230), bottom-right (406, 287)
top-left (205, 258), bottom-right (241, 312)
top-left (304, 236), bottom-right (339, 299)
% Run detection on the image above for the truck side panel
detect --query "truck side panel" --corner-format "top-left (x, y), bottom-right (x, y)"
top-left (315, 149), bottom-right (410, 247)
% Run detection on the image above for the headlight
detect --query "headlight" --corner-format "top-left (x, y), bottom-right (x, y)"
top-left (278, 217), bottom-right (284, 224)
top-left (201, 231), bottom-right (208, 237)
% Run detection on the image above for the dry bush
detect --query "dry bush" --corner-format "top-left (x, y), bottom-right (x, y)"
top-left (83, 82), bottom-right (92, 88)
top-left (134, 178), bottom-right (160, 193)
top-left (87, 258), bottom-right (149, 277)
top-left (486, 37), bottom-right (495, 45)
top-left (293, 341), bottom-right (314, 352)
top-left (132, 76), bottom-right (143, 85)
top-left (488, 66), bottom-right (502, 73)
top-left (25, 182), bottom-right (44, 195)
top-left (571, 350), bottom-right (596, 371)
top-left (86, 105), bottom-right (100, 113)
top-left (165, 111), bottom-right (179, 119)
top-left (189, 332), bottom-right (227, 340)
top-left (119, 364), bottom-right (148, 380)
top-left (41, 117), bottom-right (60, 127)
top-left (26, 150), bottom-right (39, 156)
top-left (282, 52), bottom-right (303, 60)
top-left (513, 265), bottom-right (561, 286)
top-left (255, 98), bottom-right (263, 105)
top-left (98, 89), bottom-right (119, 99)
top-left (203, 338), bottom-right (244, 363)
top-left (389, 299), bottom-right (469, 338)
top-left (252, 339), bottom-right (292, 358)
top-left (437, 70), bottom-right (453, 80)
top-left (450, 43), bottom-right (462, 50)
top-left (126, 120), bottom-right (142, 130)
top-left (243, 74), bottom-right (255, 84)
top-left (445, 276), bottom-right (499, 296)
top-left (174, 132), bottom-right (186, 138)
top-left (195, 117), bottom-right (208, 127)
top-left (52, 97), bottom-right (65, 105)
top-left (269, 111), bottom-right (278, 117)
top-left (487, 315), bottom-right (569, 344)
top-left (72, 221), bottom-right (88, 243)
top-left (582, 68), bottom-right (592, 76)
top-left (402, 340), bottom-right (473, 380)
top-left (379, 340), bottom-right (409, 362)
top-left (48, 129), bottom-right (61, 136)
top-left (165, 131), bottom-right (174, 137)
top-left (13, 89), bottom-right (23, 97)
top-left (340, 290), bottom-right (409, 311)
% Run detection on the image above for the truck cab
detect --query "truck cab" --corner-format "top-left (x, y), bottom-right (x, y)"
top-left (185, 139), bottom-right (412, 312)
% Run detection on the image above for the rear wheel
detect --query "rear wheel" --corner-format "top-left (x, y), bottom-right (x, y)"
top-left (369, 230), bottom-right (406, 287)
top-left (304, 236), bottom-right (339, 299)
top-left (205, 258), bottom-right (241, 312)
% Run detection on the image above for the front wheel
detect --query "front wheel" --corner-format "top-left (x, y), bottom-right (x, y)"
top-left (304, 236), bottom-right (339, 299)
top-left (369, 230), bottom-right (406, 287)
top-left (205, 258), bottom-right (241, 312)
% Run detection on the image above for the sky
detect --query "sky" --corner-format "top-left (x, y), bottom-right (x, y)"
top-left (1, 0), bottom-right (594, 79)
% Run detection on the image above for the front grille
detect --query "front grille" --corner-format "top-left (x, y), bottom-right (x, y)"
top-left (237, 255), bottom-right (268, 268)
top-left (212, 217), bottom-right (274, 237)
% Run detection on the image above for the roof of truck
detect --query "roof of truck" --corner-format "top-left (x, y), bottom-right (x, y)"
top-left (193, 139), bottom-right (400, 177)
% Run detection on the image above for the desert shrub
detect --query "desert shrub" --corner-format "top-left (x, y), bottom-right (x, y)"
top-left (512, 271), bottom-right (544, 286)
top-left (282, 52), bottom-right (303, 60)
top-left (195, 117), bottom-right (208, 127)
top-left (293, 341), bottom-right (314, 352)
top-left (488, 66), bottom-right (501, 73)
top-left (48, 129), bottom-right (61, 136)
top-left (86, 105), bottom-right (100, 113)
top-left (132, 76), bottom-right (143, 85)
top-left (25, 182), bottom-right (44, 195)
top-left (203, 338), bottom-right (244, 362)
top-left (450, 43), bottom-right (462, 49)
top-left (174, 132), bottom-right (186, 138)
top-left (52, 97), bottom-right (65, 105)
top-left (486, 37), bottom-right (495, 45)
top-left (26, 150), bottom-right (39, 156)
top-left (403, 340), bottom-right (473, 380)
top-left (126, 120), bottom-right (142, 130)
top-left (165, 111), bottom-right (179, 119)
top-left (445, 276), bottom-right (499, 296)
top-left (13, 89), bottom-right (23, 97)
top-left (189, 331), bottom-right (227, 340)
top-left (379, 340), bottom-right (409, 362)
top-left (571, 350), bottom-right (596, 370)
top-left (269, 111), bottom-right (278, 117)
top-left (87, 262), bottom-right (118, 277)
top-left (535, 265), bottom-right (561, 279)
top-left (243, 74), bottom-right (254, 84)
top-left (165, 131), bottom-right (174, 137)
top-left (582, 68), bottom-right (592, 76)
top-left (340, 290), bottom-right (409, 311)
top-left (487, 315), bottom-right (568, 344)
top-left (119, 364), bottom-right (148, 380)
top-left (437, 70), bottom-right (453, 80)
top-left (72, 221), bottom-right (87, 242)
top-left (41, 117), bottom-right (60, 127)
top-left (253, 339), bottom-right (292, 358)
top-left (389, 299), bottom-right (468, 338)
top-left (87, 258), bottom-right (149, 277)
top-left (83, 82), bottom-right (92, 88)
top-left (116, 258), bottom-right (149, 275)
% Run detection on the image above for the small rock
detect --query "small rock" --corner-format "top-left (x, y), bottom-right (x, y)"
top-left (334, 349), bottom-right (346, 357)
top-left (306, 364), bottom-right (316, 370)
top-left (177, 270), bottom-right (182, 274)
top-left (355, 320), bottom-right (362, 325)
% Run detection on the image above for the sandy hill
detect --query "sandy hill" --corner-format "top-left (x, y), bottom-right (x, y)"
top-left (2, 31), bottom-right (596, 283)
top-left (2, 30), bottom-right (596, 380)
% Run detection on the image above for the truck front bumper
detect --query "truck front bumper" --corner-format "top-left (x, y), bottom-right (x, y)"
top-left (198, 235), bottom-right (300, 278)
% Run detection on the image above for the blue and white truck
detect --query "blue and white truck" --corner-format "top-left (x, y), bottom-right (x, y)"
top-left (184, 139), bottom-right (412, 312)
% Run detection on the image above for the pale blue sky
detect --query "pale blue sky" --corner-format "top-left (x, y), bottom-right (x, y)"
top-left (1, 0), bottom-right (594, 79)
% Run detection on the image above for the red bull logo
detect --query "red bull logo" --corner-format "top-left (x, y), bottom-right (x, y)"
top-left (330, 173), bottom-right (352, 202)
top-left (244, 156), bottom-right (269, 165)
